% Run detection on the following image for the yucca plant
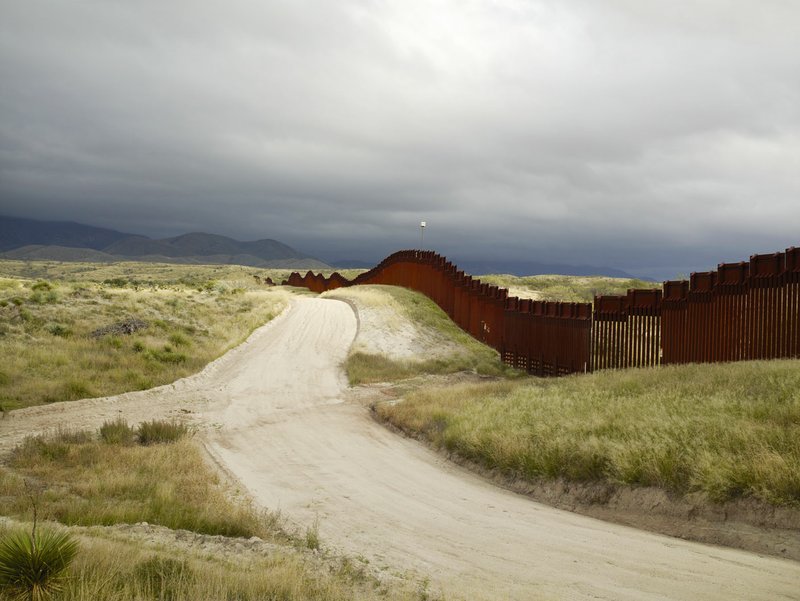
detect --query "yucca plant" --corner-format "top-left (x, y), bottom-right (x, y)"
top-left (0, 527), bottom-right (79, 601)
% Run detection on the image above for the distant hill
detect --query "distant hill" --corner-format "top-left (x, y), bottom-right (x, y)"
top-left (0, 216), bottom-right (130, 252)
top-left (1, 244), bottom-right (117, 262)
top-left (458, 258), bottom-right (646, 280)
top-left (0, 215), bottom-right (331, 269)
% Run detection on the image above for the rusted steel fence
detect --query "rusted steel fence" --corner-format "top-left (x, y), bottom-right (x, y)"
top-left (285, 246), bottom-right (799, 376)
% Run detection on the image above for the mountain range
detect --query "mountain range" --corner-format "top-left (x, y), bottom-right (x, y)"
top-left (0, 216), bottom-right (331, 269)
top-left (1, 215), bottom-right (645, 278)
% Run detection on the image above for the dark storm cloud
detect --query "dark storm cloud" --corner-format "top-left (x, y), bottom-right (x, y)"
top-left (1, 0), bottom-right (798, 277)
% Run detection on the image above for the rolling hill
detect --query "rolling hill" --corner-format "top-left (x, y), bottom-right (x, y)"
top-left (0, 215), bottom-right (331, 269)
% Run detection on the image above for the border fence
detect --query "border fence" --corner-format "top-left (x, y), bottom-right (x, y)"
top-left (285, 246), bottom-right (800, 376)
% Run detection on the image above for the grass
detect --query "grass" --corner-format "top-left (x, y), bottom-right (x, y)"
top-left (0, 526), bottom-right (425, 601)
top-left (324, 285), bottom-right (516, 385)
top-left (136, 420), bottom-right (189, 445)
top-left (0, 259), bottom-right (366, 288)
top-left (376, 359), bottom-right (800, 507)
top-left (477, 273), bottom-right (654, 303)
top-left (0, 426), bottom-right (433, 601)
top-left (0, 428), bottom-right (269, 538)
top-left (0, 264), bottom-right (291, 410)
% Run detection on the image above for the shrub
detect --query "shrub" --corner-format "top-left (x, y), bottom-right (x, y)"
top-left (147, 346), bottom-right (187, 364)
top-left (63, 380), bottom-right (93, 401)
top-left (103, 278), bottom-right (128, 288)
top-left (137, 420), bottom-right (189, 445)
top-left (45, 324), bottom-right (71, 338)
top-left (99, 418), bottom-right (136, 445)
top-left (0, 526), bottom-right (79, 601)
top-left (168, 333), bottom-right (190, 347)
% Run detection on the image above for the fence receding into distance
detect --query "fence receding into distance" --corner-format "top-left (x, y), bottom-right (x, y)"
top-left (285, 246), bottom-right (800, 376)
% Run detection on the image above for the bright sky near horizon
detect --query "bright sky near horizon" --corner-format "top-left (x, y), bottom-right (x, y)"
top-left (1, 1), bottom-right (798, 278)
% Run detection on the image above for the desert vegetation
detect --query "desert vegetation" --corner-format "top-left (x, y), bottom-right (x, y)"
top-left (0, 262), bottom-right (293, 411)
top-left (0, 423), bottom-right (429, 601)
top-left (377, 358), bottom-right (800, 507)
top-left (477, 273), bottom-right (653, 303)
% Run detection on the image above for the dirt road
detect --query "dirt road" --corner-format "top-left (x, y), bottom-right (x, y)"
top-left (3, 296), bottom-right (799, 600)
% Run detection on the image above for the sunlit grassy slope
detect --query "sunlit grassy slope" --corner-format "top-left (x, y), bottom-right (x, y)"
top-left (324, 285), bottom-right (515, 384)
top-left (477, 273), bottom-right (654, 303)
top-left (377, 359), bottom-right (800, 507)
top-left (0, 261), bottom-right (294, 410)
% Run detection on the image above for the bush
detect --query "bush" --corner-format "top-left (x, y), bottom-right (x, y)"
top-left (0, 526), bottom-right (79, 601)
top-left (168, 333), bottom-right (190, 347)
top-left (45, 324), bottom-right (71, 338)
top-left (31, 280), bottom-right (53, 292)
top-left (147, 347), bottom-right (188, 364)
top-left (100, 418), bottom-right (136, 445)
top-left (137, 420), bottom-right (189, 445)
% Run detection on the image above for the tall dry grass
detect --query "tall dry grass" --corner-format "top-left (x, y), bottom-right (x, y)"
top-left (1, 431), bottom-right (271, 538)
top-left (0, 271), bottom-right (290, 410)
top-left (477, 273), bottom-right (653, 303)
top-left (377, 359), bottom-right (800, 506)
top-left (55, 533), bottom-right (423, 601)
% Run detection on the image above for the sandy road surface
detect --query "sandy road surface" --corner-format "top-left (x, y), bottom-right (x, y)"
top-left (3, 296), bottom-right (799, 600)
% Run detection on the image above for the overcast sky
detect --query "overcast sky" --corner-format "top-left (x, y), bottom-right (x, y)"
top-left (1, 1), bottom-right (798, 278)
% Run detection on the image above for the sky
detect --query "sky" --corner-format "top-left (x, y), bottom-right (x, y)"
top-left (1, 0), bottom-right (798, 279)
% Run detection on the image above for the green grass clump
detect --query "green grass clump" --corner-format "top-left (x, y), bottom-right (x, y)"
top-left (378, 359), bottom-right (800, 507)
top-left (136, 420), bottom-right (189, 445)
top-left (99, 418), bottom-right (136, 445)
top-left (0, 526), bottom-right (79, 601)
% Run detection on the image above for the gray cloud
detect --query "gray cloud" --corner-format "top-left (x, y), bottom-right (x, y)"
top-left (1, 0), bottom-right (798, 278)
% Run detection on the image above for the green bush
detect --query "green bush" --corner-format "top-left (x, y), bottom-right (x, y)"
top-left (137, 420), bottom-right (189, 445)
top-left (147, 346), bottom-right (188, 364)
top-left (31, 280), bottom-right (53, 292)
top-left (103, 278), bottom-right (129, 288)
top-left (45, 324), bottom-right (71, 338)
top-left (168, 333), bottom-right (190, 347)
top-left (100, 418), bottom-right (136, 445)
top-left (0, 526), bottom-right (79, 601)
